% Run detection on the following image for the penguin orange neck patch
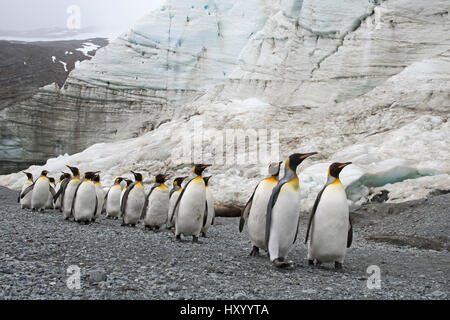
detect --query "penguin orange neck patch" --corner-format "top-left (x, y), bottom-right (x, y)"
top-left (330, 178), bottom-right (342, 186)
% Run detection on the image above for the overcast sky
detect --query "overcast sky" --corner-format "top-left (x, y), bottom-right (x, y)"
top-left (0, 0), bottom-right (164, 34)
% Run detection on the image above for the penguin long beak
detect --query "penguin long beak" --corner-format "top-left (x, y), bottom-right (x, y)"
top-left (338, 162), bottom-right (352, 168)
top-left (300, 152), bottom-right (318, 159)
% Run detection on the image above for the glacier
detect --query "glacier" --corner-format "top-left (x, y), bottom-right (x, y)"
top-left (0, 0), bottom-right (449, 211)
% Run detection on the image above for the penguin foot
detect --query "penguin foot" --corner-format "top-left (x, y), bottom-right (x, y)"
top-left (201, 232), bottom-right (207, 238)
top-left (249, 246), bottom-right (259, 257)
top-left (334, 262), bottom-right (343, 270)
top-left (176, 234), bottom-right (182, 241)
top-left (308, 259), bottom-right (314, 266)
top-left (192, 236), bottom-right (202, 244)
top-left (273, 258), bottom-right (293, 269)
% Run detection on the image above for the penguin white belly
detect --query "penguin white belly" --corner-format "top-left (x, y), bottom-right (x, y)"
top-left (144, 188), bottom-right (169, 228)
top-left (309, 184), bottom-right (349, 263)
top-left (123, 186), bottom-right (145, 225)
top-left (248, 179), bottom-right (277, 250)
top-left (20, 181), bottom-right (33, 209)
top-left (94, 185), bottom-right (105, 219)
top-left (73, 182), bottom-right (97, 222)
top-left (106, 185), bottom-right (122, 217)
top-left (201, 189), bottom-right (215, 234)
top-left (268, 185), bottom-right (301, 261)
top-left (167, 191), bottom-right (181, 228)
top-left (62, 180), bottom-right (81, 219)
top-left (54, 183), bottom-right (62, 209)
top-left (176, 178), bottom-right (206, 237)
top-left (31, 178), bottom-right (50, 210)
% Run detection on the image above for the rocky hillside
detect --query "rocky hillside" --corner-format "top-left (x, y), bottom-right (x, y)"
top-left (0, 38), bottom-right (108, 174)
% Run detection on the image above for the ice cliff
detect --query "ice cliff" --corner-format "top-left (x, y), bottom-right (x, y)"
top-left (1, 0), bottom-right (449, 210)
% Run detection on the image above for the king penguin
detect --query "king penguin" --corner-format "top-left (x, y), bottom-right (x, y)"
top-left (305, 162), bottom-right (353, 270)
top-left (239, 162), bottom-right (282, 256)
top-left (105, 177), bottom-right (124, 219)
top-left (173, 164), bottom-right (211, 243)
top-left (30, 170), bottom-right (54, 212)
top-left (121, 171), bottom-right (145, 227)
top-left (201, 176), bottom-right (215, 238)
top-left (18, 172), bottom-right (34, 209)
top-left (265, 152), bottom-right (317, 268)
top-left (60, 166), bottom-right (82, 220)
top-left (93, 173), bottom-right (105, 221)
top-left (72, 171), bottom-right (98, 224)
top-left (45, 177), bottom-right (56, 209)
top-left (167, 176), bottom-right (187, 230)
top-left (141, 174), bottom-right (169, 231)
top-left (54, 173), bottom-right (72, 210)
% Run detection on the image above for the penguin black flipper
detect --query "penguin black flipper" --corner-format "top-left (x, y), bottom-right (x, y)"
top-left (59, 178), bottom-right (71, 211)
top-left (93, 194), bottom-right (98, 220)
top-left (70, 182), bottom-right (83, 219)
top-left (211, 208), bottom-right (216, 225)
top-left (239, 182), bottom-right (260, 232)
top-left (202, 201), bottom-right (208, 227)
top-left (20, 183), bottom-right (35, 199)
top-left (292, 215), bottom-right (301, 244)
top-left (304, 185), bottom-right (326, 244)
top-left (120, 182), bottom-right (137, 219)
top-left (53, 178), bottom-right (70, 203)
top-left (170, 178), bottom-right (195, 223)
top-left (169, 186), bottom-right (180, 199)
top-left (347, 217), bottom-right (353, 248)
top-left (264, 179), bottom-right (290, 249)
top-left (104, 187), bottom-right (111, 202)
top-left (141, 184), bottom-right (158, 220)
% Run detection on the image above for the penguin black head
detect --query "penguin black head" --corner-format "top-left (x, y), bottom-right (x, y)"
top-left (83, 172), bottom-right (98, 180)
top-left (23, 172), bottom-right (33, 180)
top-left (286, 152), bottom-right (318, 171)
top-left (193, 164), bottom-right (211, 176)
top-left (115, 177), bottom-right (124, 185)
top-left (203, 176), bottom-right (212, 186)
top-left (49, 177), bottom-right (55, 184)
top-left (131, 171), bottom-right (143, 182)
top-left (268, 162), bottom-right (282, 177)
top-left (60, 172), bottom-right (72, 181)
top-left (154, 174), bottom-right (168, 184)
top-left (124, 179), bottom-right (133, 187)
top-left (93, 174), bottom-right (101, 183)
top-left (66, 165), bottom-right (80, 177)
top-left (329, 162), bottom-right (352, 178)
top-left (41, 170), bottom-right (49, 177)
top-left (173, 176), bottom-right (187, 187)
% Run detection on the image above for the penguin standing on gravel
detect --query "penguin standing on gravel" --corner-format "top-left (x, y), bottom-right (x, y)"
top-left (201, 176), bottom-right (215, 238)
top-left (265, 152), bottom-right (318, 268)
top-left (54, 173), bottom-right (72, 210)
top-left (30, 170), bottom-right (55, 212)
top-left (18, 172), bottom-right (34, 209)
top-left (141, 174), bottom-right (169, 231)
top-left (121, 171), bottom-right (145, 227)
top-left (173, 164), bottom-right (211, 243)
top-left (305, 162), bottom-right (353, 270)
top-left (72, 171), bottom-right (98, 224)
top-left (239, 162), bottom-right (282, 256)
top-left (93, 174), bottom-right (105, 221)
top-left (45, 177), bottom-right (56, 209)
top-left (105, 177), bottom-right (124, 219)
top-left (167, 177), bottom-right (187, 229)
top-left (60, 166), bottom-right (82, 220)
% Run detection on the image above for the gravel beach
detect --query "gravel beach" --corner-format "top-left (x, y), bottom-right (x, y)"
top-left (0, 186), bottom-right (448, 300)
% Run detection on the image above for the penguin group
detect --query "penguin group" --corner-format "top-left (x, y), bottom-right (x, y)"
top-left (240, 153), bottom-right (353, 269)
top-left (17, 155), bottom-right (353, 269)
top-left (17, 164), bottom-right (216, 241)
